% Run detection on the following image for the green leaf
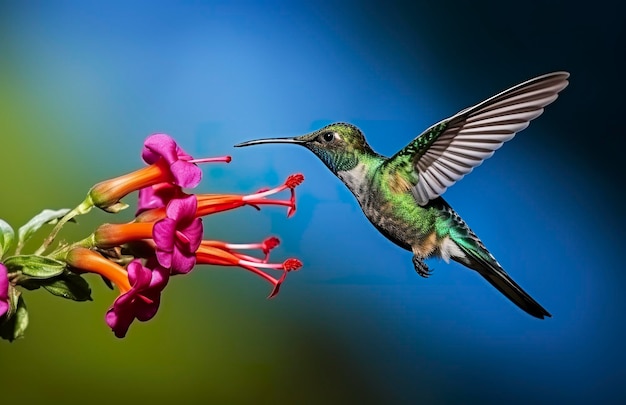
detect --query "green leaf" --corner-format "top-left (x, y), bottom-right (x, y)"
top-left (12, 296), bottom-right (28, 340)
top-left (42, 271), bottom-right (92, 301)
top-left (2, 284), bottom-right (21, 320)
top-left (3, 255), bottom-right (66, 279)
top-left (0, 219), bottom-right (15, 258)
top-left (0, 292), bottom-right (28, 342)
top-left (17, 208), bottom-right (71, 248)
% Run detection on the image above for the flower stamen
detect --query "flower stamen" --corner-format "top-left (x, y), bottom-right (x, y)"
top-left (189, 156), bottom-right (232, 164)
top-left (195, 242), bottom-right (302, 298)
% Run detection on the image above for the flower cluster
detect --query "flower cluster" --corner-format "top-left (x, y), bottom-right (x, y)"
top-left (0, 134), bottom-right (303, 340)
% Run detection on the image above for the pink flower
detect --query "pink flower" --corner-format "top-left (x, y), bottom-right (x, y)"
top-left (94, 195), bottom-right (203, 274)
top-left (105, 259), bottom-right (169, 338)
top-left (0, 264), bottom-right (9, 318)
top-left (136, 182), bottom-right (185, 215)
top-left (89, 134), bottom-right (230, 212)
top-left (141, 134), bottom-right (202, 189)
top-left (153, 194), bottom-right (203, 274)
top-left (65, 248), bottom-right (170, 338)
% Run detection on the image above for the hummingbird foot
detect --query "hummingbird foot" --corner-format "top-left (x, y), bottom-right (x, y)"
top-left (412, 255), bottom-right (432, 278)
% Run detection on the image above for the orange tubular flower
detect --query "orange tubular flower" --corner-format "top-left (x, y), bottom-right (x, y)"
top-left (88, 160), bottom-right (173, 213)
top-left (93, 222), bottom-right (155, 249)
top-left (195, 173), bottom-right (304, 218)
top-left (65, 248), bottom-right (132, 293)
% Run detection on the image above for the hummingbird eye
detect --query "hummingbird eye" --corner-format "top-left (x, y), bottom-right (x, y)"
top-left (322, 132), bottom-right (334, 142)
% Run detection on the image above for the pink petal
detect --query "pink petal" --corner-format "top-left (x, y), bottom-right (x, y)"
top-left (155, 249), bottom-right (173, 269)
top-left (169, 160), bottom-right (202, 189)
top-left (0, 264), bottom-right (9, 317)
top-left (127, 261), bottom-right (152, 290)
top-left (153, 218), bottom-right (176, 252)
top-left (142, 134), bottom-right (179, 165)
top-left (0, 301), bottom-right (7, 318)
top-left (105, 306), bottom-right (134, 338)
top-left (154, 196), bottom-right (202, 271)
top-left (165, 195), bottom-right (197, 223)
top-left (147, 262), bottom-right (170, 291)
top-left (137, 183), bottom-right (183, 215)
top-left (170, 248), bottom-right (196, 274)
top-left (134, 296), bottom-right (160, 322)
top-left (182, 218), bottom-right (203, 252)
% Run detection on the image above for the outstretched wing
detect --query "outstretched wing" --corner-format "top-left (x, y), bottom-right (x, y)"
top-left (387, 72), bottom-right (569, 206)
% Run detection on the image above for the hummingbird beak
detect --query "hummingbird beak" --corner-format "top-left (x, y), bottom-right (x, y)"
top-left (234, 137), bottom-right (305, 148)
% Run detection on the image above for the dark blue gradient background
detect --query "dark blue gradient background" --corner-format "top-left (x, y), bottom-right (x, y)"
top-left (1, 1), bottom-right (624, 403)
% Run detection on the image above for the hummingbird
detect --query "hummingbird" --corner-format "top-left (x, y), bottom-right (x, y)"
top-left (235, 72), bottom-right (569, 319)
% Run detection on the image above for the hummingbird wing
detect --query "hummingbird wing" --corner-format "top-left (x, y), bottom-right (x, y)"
top-left (387, 72), bottom-right (569, 206)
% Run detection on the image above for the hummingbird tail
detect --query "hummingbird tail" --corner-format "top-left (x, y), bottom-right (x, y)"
top-left (453, 244), bottom-right (551, 319)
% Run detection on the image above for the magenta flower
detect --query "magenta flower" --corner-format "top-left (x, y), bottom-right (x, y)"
top-left (89, 134), bottom-right (230, 213)
top-left (142, 134), bottom-right (202, 189)
top-left (105, 259), bottom-right (169, 338)
top-left (136, 182), bottom-right (185, 215)
top-left (153, 194), bottom-right (203, 274)
top-left (0, 263), bottom-right (9, 318)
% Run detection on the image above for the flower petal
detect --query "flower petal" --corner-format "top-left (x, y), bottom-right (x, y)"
top-left (142, 134), bottom-right (179, 165)
top-left (169, 160), bottom-right (202, 189)
top-left (165, 195), bottom-right (198, 223)
top-left (134, 297), bottom-right (161, 322)
top-left (105, 306), bottom-right (135, 338)
top-left (182, 218), bottom-right (203, 253)
top-left (137, 183), bottom-right (184, 215)
top-left (154, 196), bottom-right (203, 272)
top-left (148, 264), bottom-right (170, 290)
top-left (0, 264), bottom-right (9, 317)
top-left (153, 218), bottom-right (176, 253)
top-left (127, 261), bottom-right (152, 290)
top-left (155, 249), bottom-right (173, 269)
top-left (170, 248), bottom-right (196, 274)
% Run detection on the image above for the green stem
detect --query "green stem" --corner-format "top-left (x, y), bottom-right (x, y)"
top-left (34, 198), bottom-right (94, 256)
top-left (49, 234), bottom-right (96, 261)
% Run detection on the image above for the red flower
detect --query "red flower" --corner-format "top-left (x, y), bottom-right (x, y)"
top-left (195, 173), bottom-right (304, 217)
top-left (196, 238), bottom-right (302, 298)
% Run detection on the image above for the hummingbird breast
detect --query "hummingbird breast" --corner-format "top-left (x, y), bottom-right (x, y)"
top-left (337, 163), bottom-right (441, 256)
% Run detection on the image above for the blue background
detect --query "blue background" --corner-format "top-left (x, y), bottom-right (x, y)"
top-left (1, 1), bottom-right (624, 403)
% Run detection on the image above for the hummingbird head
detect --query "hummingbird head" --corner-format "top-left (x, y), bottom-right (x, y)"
top-left (234, 122), bottom-right (377, 174)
